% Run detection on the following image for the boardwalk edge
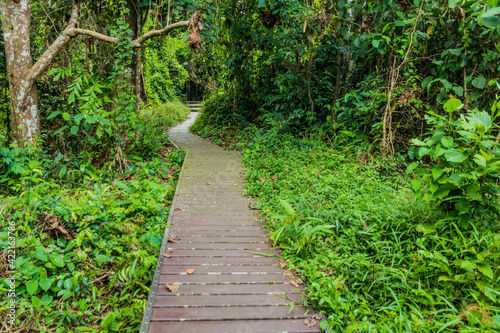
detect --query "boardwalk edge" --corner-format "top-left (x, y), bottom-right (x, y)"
top-left (139, 147), bottom-right (188, 333)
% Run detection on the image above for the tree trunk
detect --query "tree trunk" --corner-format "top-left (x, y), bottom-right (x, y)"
top-left (2, 0), bottom-right (40, 144)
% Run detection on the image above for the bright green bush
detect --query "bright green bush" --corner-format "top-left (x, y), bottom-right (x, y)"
top-left (139, 101), bottom-right (190, 133)
top-left (0, 151), bottom-right (185, 332)
top-left (408, 99), bottom-right (500, 227)
top-left (241, 130), bottom-right (500, 332)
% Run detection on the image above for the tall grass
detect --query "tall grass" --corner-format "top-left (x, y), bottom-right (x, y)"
top-left (140, 101), bottom-right (190, 132)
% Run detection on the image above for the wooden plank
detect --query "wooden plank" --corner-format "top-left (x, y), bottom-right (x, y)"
top-left (159, 273), bottom-right (287, 284)
top-left (149, 319), bottom-right (321, 333)
top-left (169, 230), bottom-right (270, 237)
top-left (156, 283), bottom-right (300, 296)
top-left (167, 243), bottom-right (274, 250)
top-left (153, 294), bottom-right (303, 307)
top-left (162, 257), bottom-right (278, 265)
top-left (151, 305), bottom-right (314, 321)
top-left (164, 249), bottom-right (279, 257)
top-left (170, 225), bottom-right (263, 231)
top-left (171, 237), bottom-right (269, 243)
top-left (161, 264), bottom-right (280, 274)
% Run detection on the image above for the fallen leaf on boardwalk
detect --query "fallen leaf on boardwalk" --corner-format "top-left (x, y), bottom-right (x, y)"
top-left (258, 177), bottom-right (266, 184)
top-left (175, 193), bottom-right (180, 196)
top-left (283, 270), bottom-right (297, 279)
top-left (186, 269), bottom-right (196, 274)
top-left (233, 183), bottom-right (238, 185)
top-left (276, 258), bottom-right (287, 268)
top-left (304, 317), bottom-right (317, 328)
top-left (174, 208), bottom-right (182, 211)
top-left (165, 284), bottom-right (179, 292)
top-left (206, 182), bottom-right (212, 185)
top-left (289, 280), bottom-right (300, 288)
top-left (168, 236), bottom-right (181, 243)
top-left (162, 253), bottom-right (172, 258)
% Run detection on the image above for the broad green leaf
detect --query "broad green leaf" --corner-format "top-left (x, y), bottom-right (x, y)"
top-left (434, 189), bottom-right (450, 199)
top-left (74, 114), bottom-right (84, 124)
top-left (460, 260), bottom-right (477, 270)
top-left (41, 294), bottom-right (53, 305)
top-left (448, 0), bottom-right (461, 7)
top-left (418, 147), bottom-right (431, 158)
top-left (411, 178), bottom-right (421, 192)
top-left (50, 255), bottom-right (65, 268)
top-left (482, 14), bottom-right (500, 28)
top-left (430, 182), bottom-right (439, 194)
top-left (257, 0), bottom-right (267, 7)
top-left (474, 154), bottom-right (487, 167)
top-left (440, 79), bottom-right (452, 89)
top-left (466, 184), bottom-right (482, 200)
top-left (95, 255), bottom-right (111, 263)
top-left (480, 149), bottom-right (492, 161)
top-left (58, 165), bottom-right (67, 179)
top-left (62, 112), bottom-right (70, 121)
top-left (26, 280), bottom-right (38, 295)
top-left (441, 136), bottom-right (454, 148)
top-left (372, 40), bottom-right (380, 48)
top-left (432, 167), bottom-right (444, 180)
top-left (472, 76), bottom-right (486, 89)
top-left (421, 76), bottom-right (433, 88)
top-left (34, 250), bottom-right (48, 262)
top-left (406, 162), bottom-right (418, 174)
top-left (443, 98), bottom-right (463, 112)
top-left (445, 149), bottom-right (468, 163)
top-left (478, 264), bottom-right (494, 280)
top-left (31, 296), bottom-right (42, 308)
top-left (47, 111), bottom-right (61, 120)
top-left (438, 275), bottom-right (453, 281)
top-left (452, 86), bottom-right (463, 96)
top-left (97, 117), bottom-right (111, 126)
top-left (411, 138), bottom-right (427, 146)
top-left (468, 111), bottom-right (492, 132)
top-left (39, 278), bottom-right (52, 291)
top-left (71, 126), bottom-right (79, 135)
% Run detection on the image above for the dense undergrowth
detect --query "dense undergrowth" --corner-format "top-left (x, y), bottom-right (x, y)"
top-left (191, 95), bottom-right (500, 332)
top-left (0, 102), bottom-right (188, 332)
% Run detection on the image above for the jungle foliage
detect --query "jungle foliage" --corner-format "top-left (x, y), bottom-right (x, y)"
top-left (0, 0), bottom-right (197, 331)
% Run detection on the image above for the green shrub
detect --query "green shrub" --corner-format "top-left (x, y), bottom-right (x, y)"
top-left (0, 152), bottom-right (184, 332)
top-left (242, 131), bottom-right (500, 332)
top-left (139, 100), bottom-right (190, 133)
top-left (408, 98), bottom-right (500, 227)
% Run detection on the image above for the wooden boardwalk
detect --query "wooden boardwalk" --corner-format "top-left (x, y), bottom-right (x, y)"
top-left (140, 110), bottom-right (322, 333)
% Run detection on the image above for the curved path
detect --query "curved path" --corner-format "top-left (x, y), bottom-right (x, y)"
top-left (140, 112), bottom-right (322, 333)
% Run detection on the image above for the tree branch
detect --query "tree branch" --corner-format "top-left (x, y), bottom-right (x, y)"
top-left (136, 20), bottom-right (190, 45)
top-left (25, 0), bottom-right (79, 85)
top-left (68, 28), bottom-right (122, 45)
top-left (68, 20), bottom-right (191, 48)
